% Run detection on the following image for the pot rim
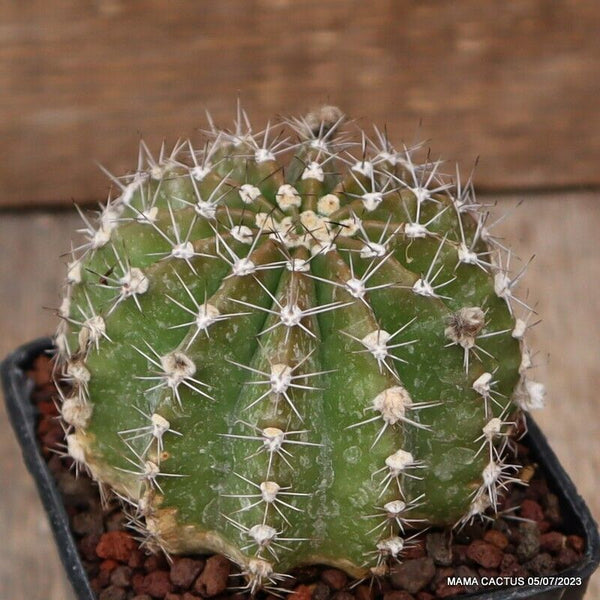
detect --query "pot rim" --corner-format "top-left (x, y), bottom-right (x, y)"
top-left (2, 337), bottom-right (599, 600)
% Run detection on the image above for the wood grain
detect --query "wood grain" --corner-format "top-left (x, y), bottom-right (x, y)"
top-left (0, 194), bottom-right (599, 598)
top-left (1, 0), bottom-right (600, 207)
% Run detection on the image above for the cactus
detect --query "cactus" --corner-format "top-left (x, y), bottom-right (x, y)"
top-left (55, 106), bottom-right (545, 591)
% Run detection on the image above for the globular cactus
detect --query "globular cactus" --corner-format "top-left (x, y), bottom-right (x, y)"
top-left (55, 106), bottom-right (545, 592)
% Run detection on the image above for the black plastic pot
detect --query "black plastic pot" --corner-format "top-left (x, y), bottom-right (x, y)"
top-left (2, 337), bottom-right (600, 600)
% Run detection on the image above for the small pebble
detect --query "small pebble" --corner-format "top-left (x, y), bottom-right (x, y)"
top-left (99, 585), bottom-right (126, 600)
top-left (110, 565), bottom-right (132, 588)
top-left (141, 570), bottom-right (172, 598)
top-left (426, 532), bottom-right (453, 566)
top-left (525, 552), bottom-right (555, 575)
top-left (520, 499), bottom-right (545, 522)
top-left (516, 522), bottom-right (540, 561)
top-left (96, 531), bottom-right (137, 563)
top-left (383, 591), bottom-right (415, 600)
top-left (313, 581), bottom-right (331, 600)
top-left (567, 535), bottom-right (585, 553)
top-left (170, 557), bottom-right (205, 588)
top-left (483, 529), bottom-right (509, 550)
top-left (289, 584), bottom-right (313, 600)
top-left (556, 546), bottom-right (581, 569)
top-left (321, 569), bottom-right (347, 591)
top-left (193, 555), bottom-right (230, 597)
top-left (466, 540), bottom-right (503, 569)
top-left (540, 532), bottom-right (565, 554)
top-left (390, 558), bottom-right (435, 593)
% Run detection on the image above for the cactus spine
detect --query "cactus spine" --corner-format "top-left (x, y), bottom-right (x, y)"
top-left (55, 106), bottom-right (545, 591)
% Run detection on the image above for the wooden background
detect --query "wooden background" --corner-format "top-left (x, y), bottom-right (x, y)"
top-left (1, 1), bottom-right (599, 599)
top-left (1, 0), bottom-right (600, 208)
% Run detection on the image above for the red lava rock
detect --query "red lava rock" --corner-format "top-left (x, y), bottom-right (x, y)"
top-left (128, 549), bottom-right (145, 569)
top-left (540, 532), bottom-right (565, 554)
top-left (426, 532), bottom-right (453, 566)
top-left (543, 493), bottom-right (562, 525)
top-left (483, 529), bottom-right (509, 550)
top-left (390, 557), bottom-right (435, 594)
top-left (96, 531), bottom-right (137, 563)
top-left (321, 568), bottom-right (347, 590)
top-left (72, 510), bottom-right (105, 536)
top-left (416, 593), bottom-right (435, 600)
top-left (525, 552), bottom-right (555, 575)
top-left (140, 570), bottom-right (172, 598)
top-left (144, 553), bottom-right (169, 572)
top-left (165, 594), bottom-right (183, 600)
top-left (451, 544), bottom-right (469, 564)
top-left (435, 580), bottom-right (466, 598)
top-left (332, 592), bottom-right (354, 600)
top-left (100, 559), bottom-right (119, 573)
top-left (110, 565), bottom-right (133, 588)
top-left (132, 572), bottom-right (146, 595)
top-left (132, 595), bottom-right (152, 600)
top-left (99, 585), bottom-right (127, 600)
top-left (556, 547), bottom-right (581, 570)
top-left (38, 399), bottom-right (59, 416)
top-left (567, 535), bottom-right (585, 553)
top-left (355, 584), bottom-right (375, 600)
top-left (182, 594), bottom-right (202, 600)
top-left (289, 584), bottom-right (314, 600)
top-left (403, 538), bottom-right (426, 559)
top-left (170, 557), bottom-right (205, 588)
top-left (313, 581), bottom-right (332, 600)
top-left (193, 555), bottom-right (231, 597)
top-left (467, 540), bottom-right (503, 569)
top-left (537, 520), bottom-right (551, 533)
top-left (79, 533), bottom-right (102, 561)
top-left (520, 499), bottom-right (544, 522)
top-left (92, 568), bottom-right (112, 591)
top-left (383, 591), bottom-right (415, 600)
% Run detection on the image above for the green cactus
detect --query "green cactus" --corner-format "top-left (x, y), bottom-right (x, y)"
top-left (56, 106), bottom-right (545, 591)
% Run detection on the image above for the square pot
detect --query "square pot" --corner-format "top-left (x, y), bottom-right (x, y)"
top-left (2, 337), bottom-right (599, 600)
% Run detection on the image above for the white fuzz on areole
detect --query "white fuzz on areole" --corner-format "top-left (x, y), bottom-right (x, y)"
top-left (302, 161), bottom-right (325, 182)
top-left (494, 271), bottom-right (512, 301)
top-left (151, 413), bottom-right (170, 437)
top-left (67, 260), bottom-right (82, 284)
top-left (262, 427), bottom-right (286, 453)
top-left (231, 225), bottom-right (254, 245)
top-left (412, 278), bottom-right (436, 297)
top-left (66, 359), bottom-right (91, 384)
top-left (191, 163), bottom-right (212, 182)
top-left (360, 242), bottom-right (386, 259)
top-left (373, 386), bottom-right (412, 425)
top-left (376, 151), bottom-right (398, 166)
top-left (61, 396), bottom-right (93, 428)
top-left (458, 243), bottom-right (479, 265)
top-left (196, 303), bottom-right (220, 331)
top-left (345, 277), bottom-right (366, 299)
top-left (249, 524), bottom-right (278, 547)
top-left (385, 449), bottom-right (415, 476)
top-left (255, 148), bottom-right (275, 163)
top-left (286, 258), bottom-right (310, 272)
top-left (239, 184), bottom-right (262, 205)
top-left (337, 217), bottom-right (361, 237)
top-left (514, 378), bottom-right (546, 411)
top-left (232, 257), bottom-right (256, 277)
top-left (137, 206), bottom-right (159, 225)
top-left (473, 372), bottom-right (493, 396)
top-left (144, 460), bottom-right (161, 480)
top-left (384, 500), bottom-right (407, 515)
top-left (512, 318), bottom-right (527, 339)
top-left (352, 160), bottom-right (374, 178)
top-left (276, 184), bottom-right (302, 210)
top-left (482, 460), bottom-right (501, 488)
top-left (482, 417), bottom-right (503, 440)
top-left (120, 268), bottom-right (149, 298)
top-left (279, 304), bottom-right (303, 328)
top-left (299, 210), bottom-right (331, 242)
top-left (376, 536), bottom-right (404, 558)
top-left (260, 481), bottom-right (281, 503)
top-left (120, 173), bottom-right (147, 205)
top-left (78, 315), bottom-right (106, 348)
top-left (160, 351), bottom-right (196, 388)
top-left (362, 192), bottom-right (383, 212)
top-left (362, 330), bottom-right (392, 362)
top-left (255, 212), bottom-right (278, 232)
top-left (520, 347), bottom-right (532, 373)
top-left (310, 240), bottom-right (337, 256)
top-left (91, 226), bottom-right (111, 249)
top-left (269, 363), bottom-right (293, 395)
top-left (194, 200), bottom-right (217, 220)
top-left (67, 434), bottom-right (87, 463)
top-left (59, 296), bottom-right (71, 318)
top-left (170, 241), bottom-right (195, 260)
top-left (404, 222), bottom-right (428, 239)
top-left (100, 205), bottom-right (123, 232)
top-left (445, 307), bottom-right (486, 349)
top-left (317, 194), bottom-right (340, 216)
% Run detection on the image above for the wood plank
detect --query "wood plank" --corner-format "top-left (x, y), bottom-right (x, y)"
top-left (1, 196), bottom-right (599, 598)
top-left (1, 1), bottom-right (600, 207)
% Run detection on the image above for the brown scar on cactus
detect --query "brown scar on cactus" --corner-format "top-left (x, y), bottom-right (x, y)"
top-left (54, 104), bottom-right (546, 591)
